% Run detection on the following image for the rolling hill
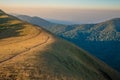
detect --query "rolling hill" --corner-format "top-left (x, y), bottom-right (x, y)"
top-left (16, 15), bottom-right (120, 72)
top-left (0, 9), bottom-right (120, 80)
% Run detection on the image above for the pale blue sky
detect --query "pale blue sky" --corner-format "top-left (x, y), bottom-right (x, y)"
top-left (0, 0), bottom-right (120, 24)
top-left (1, 0), bottom-right (120, 9)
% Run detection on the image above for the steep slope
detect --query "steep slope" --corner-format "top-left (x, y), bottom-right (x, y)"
top-left (60, 19), bottom-right (120, 72)
top-left (1, 10), bottom-right (120, 80)
top-left (87, 18), bottom-right (120, 41)
top-left (16, 15), bottom-right (120, 72)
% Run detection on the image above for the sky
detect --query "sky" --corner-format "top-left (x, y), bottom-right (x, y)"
top-left (0, 0), bottom-right (120, 24)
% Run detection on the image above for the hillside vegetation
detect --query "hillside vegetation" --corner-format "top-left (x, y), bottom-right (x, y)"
top-left (0, 10), bottom-right (120, 80)
top-left (16, 15), bottom-right (120, 72)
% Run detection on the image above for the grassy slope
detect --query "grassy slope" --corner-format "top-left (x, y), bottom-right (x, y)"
top-left (0, 10), bottom-right (120, 80)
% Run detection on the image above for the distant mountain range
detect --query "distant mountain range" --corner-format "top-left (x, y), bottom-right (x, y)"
top-left (15, 15), bottom-right (120, 72)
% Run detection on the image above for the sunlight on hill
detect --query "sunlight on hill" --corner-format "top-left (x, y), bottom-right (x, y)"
top-left (0, 10), bottom-right (120, 80)
top-left (7, 20), bottom-right (22, 25)
top-left (0, 15), bottom-right (9, 18)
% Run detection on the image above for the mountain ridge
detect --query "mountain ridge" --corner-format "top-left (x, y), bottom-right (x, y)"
top-left (15, 14), bottom-right (120, 72)
top-left (0, 9), bottom-right (120, 80)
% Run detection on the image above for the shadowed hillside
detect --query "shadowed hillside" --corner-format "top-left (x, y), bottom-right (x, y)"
top-left (16, 15), bottom-right (120, 72)
top-left (0, 10), bottom-right (120, 80)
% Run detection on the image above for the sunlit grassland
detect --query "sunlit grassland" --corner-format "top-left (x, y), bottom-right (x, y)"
top-left (0, 10), bottom-right (120, 80)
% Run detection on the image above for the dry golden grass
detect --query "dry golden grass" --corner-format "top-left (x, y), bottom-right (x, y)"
top-left (7, 20), bottom-right (22, 25)
top-left (0, 10), bottom-right (120, 80)
top-left (0, 15), bottom-right (9, 18)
